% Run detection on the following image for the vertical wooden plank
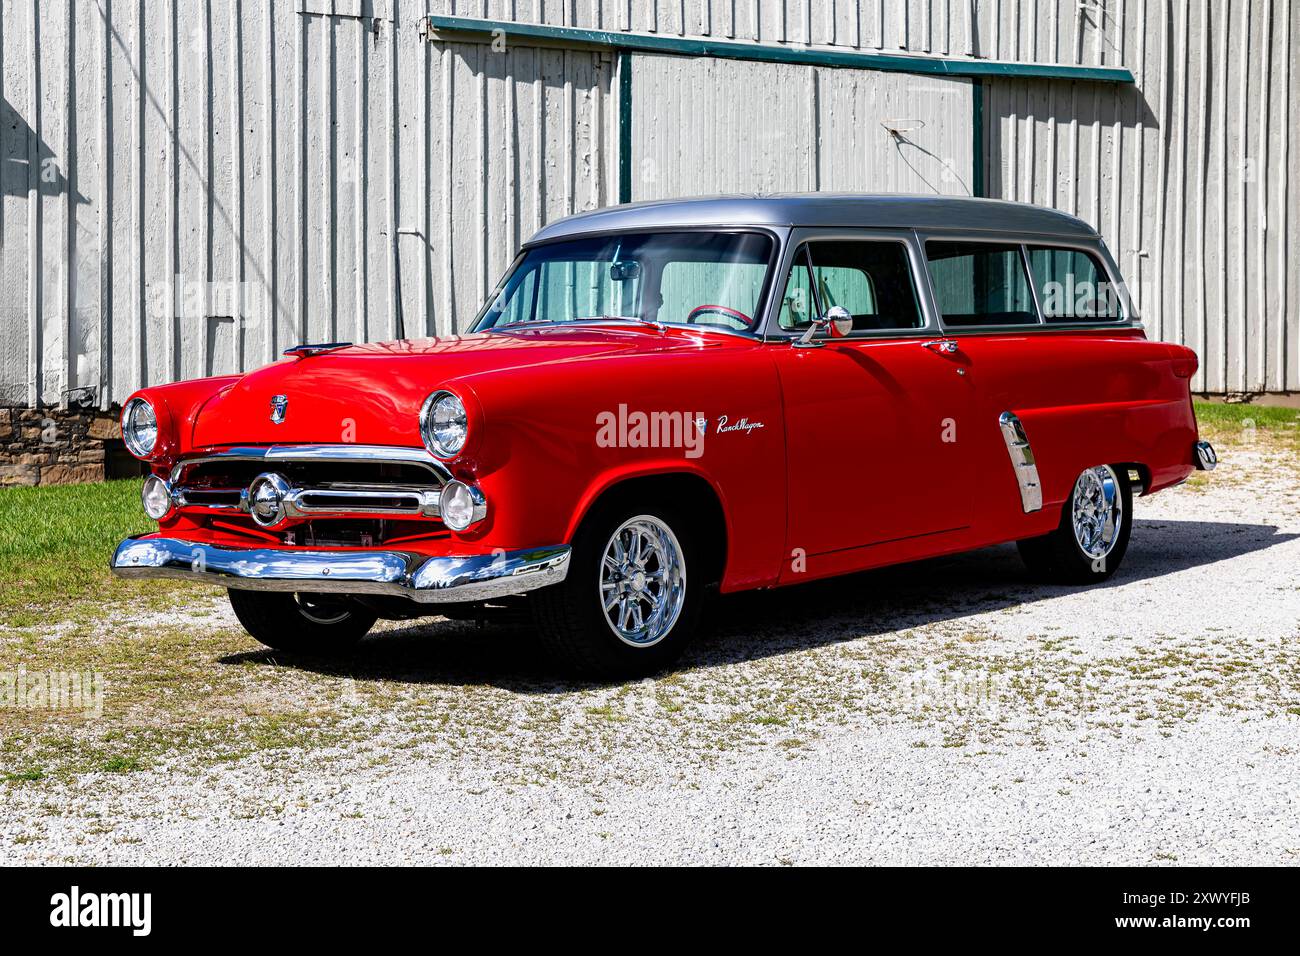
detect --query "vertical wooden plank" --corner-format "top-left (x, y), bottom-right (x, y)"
top-left (27, 0), bottom-right (43, 406)
top-left (198, 0), bottom-right (212, 378)
top-left (263, 0), bottom-right (278, 363)
top-left (1255, 0), bottom-right (1271, 390)
top-left (293, 4), bottom-right (305, 343)
top-left (230, 0), bottom-right (244, 372)
top-left (60, 0), bottom-right (73, 407)
top-left (1278, 0), bottom-right (1291, 389)
top-left (421, 21), bottom-right (434, 333)
top-left (1236, 1), bottom-right (1250, 391)
top-left (476, 43), bottom-right (488, 315)
top-left (386, 5), bottom-right (398, 338)
top-left (1194, 0), bottom-right (1208, 387)
top-left (1215, 0), bottom-right (1228, 391)
top-left (319, 10), bottom-right (335, 340)
top-left (353, 15), bottom-right (367, 342)
top-left (166, 0), bottom-right (179, 381)
top-left (1130, 0), bottom-right (1146, 320)
top-left (98, 0), bottom-right (113, 407)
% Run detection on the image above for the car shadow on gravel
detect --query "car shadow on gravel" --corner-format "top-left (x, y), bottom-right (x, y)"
top-left (217, 518), bottom-right (1294, 691)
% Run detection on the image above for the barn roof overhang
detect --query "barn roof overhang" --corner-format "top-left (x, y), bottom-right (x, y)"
top-left (422, 14), bottom-right (1136, 85)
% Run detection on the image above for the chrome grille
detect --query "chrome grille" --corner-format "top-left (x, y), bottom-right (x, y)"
top-left (168, 445), bottom-right (449, 523)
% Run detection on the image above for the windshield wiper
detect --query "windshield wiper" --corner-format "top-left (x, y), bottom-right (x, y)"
top-left (493, 315), bottom-right (665, 331)
top-left (572, 315), bottom-right (667, 331)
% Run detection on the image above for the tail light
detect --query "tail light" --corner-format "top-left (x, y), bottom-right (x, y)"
top-left (1166, 344), bottom-right (1199, 379)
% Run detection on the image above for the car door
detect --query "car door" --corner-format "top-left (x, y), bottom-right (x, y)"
top-left (768, 230), bottom-right (975, 574)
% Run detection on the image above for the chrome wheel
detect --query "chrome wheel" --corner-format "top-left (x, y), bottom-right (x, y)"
top-left (1071, 465), bottom-right (1124, 560)
top-left (598, 515), bottom-right (687, 648)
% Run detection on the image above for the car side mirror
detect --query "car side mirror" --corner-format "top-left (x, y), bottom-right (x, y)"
top-left (793, 305), bottom-right (853, 347)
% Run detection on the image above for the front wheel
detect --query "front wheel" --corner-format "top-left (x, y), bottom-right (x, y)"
top-left (228, 589), bottom-right (378, 654)
top-left (532, 503), bottom-right (702, 678)
top-left (1017, 464), bottom-right (1132, 584)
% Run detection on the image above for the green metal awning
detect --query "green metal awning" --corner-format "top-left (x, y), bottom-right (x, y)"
top-left (422, 15), bottom-right (1136, 85)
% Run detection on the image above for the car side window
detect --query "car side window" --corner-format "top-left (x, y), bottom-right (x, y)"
top-left (778, 240), bottom-right (921, 332)
top-left (778, 249), bottom-right (816, 330)
top-left (1027, 246), bottom-right (1124, 322)
top-left (925, 241), bottom-right (1037, 327)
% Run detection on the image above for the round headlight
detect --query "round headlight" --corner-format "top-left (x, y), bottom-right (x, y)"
top-left (141, 475), bottom-right (172, 520)
top-left (122, 397), bottom-right (158, 458)
top-left (420, 390), bottom-right (468, 459)
top-left (439, 480), bottom-right (485, 531)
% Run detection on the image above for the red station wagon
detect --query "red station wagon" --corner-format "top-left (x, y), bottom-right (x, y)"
top-left (112, 195), bottom-right (1218, 677)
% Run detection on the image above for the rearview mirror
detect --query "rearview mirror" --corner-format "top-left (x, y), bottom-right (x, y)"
top-left (609, 260), bottom-right (641, 282)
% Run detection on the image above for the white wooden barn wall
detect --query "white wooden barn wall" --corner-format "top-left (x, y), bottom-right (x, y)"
top-left (629, 54), bottom-right (973, 198)
top-left (0, 1), bottom-right (1295, 408)
top-left (0, 0), bottom-right (615, 408)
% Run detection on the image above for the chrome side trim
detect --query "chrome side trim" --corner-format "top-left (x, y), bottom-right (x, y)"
top-left (111, 537), bottom-right (570, 604)
top-left (998, 411), bottom-right (1043, 513)
top-left (169, 444), bottom-right (453, 486)
top-left (1194, 440), bottom-right (1217, 471)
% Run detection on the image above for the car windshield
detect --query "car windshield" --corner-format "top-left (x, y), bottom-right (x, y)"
top-left (471, 231), bottom-right (774, 334)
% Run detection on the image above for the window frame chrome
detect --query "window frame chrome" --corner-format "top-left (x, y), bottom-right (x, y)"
top-left (472, 224), bottom-right (787, 337)
top-left (758, 227), bottom-right (939, 342)
top-left (914, 229), bottom-right (1141, 336)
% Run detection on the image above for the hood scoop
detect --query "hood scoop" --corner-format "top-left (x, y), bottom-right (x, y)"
top-left (284, 342), bottom-right (352, 359)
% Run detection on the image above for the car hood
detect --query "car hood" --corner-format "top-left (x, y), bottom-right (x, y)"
top-left (190, 325), bottom-right (733, 448)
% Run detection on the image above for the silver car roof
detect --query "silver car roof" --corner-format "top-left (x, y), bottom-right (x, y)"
top-left (526, 193), bottom-right (1099, 245)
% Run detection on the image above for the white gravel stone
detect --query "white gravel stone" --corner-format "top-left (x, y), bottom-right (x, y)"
top-left (3, 440), bottom-right (1297, 864)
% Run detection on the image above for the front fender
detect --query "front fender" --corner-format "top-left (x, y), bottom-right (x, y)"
top-left (456, 343), bottom-right (786, 591)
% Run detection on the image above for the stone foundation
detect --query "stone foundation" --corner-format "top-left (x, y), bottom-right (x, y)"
top-left (0, 405), bottom-right (131, 487)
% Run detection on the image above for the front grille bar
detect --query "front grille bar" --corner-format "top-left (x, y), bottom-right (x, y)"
top-left (166, 445), bottom-right (449, 522)
top-left (168, 444), bottom-right (453, 486)
top-left (171, 483), bottom-right (442, 519)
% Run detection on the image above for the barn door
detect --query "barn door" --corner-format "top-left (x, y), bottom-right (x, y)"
top-left (628, 54), bottom-right (975, 200)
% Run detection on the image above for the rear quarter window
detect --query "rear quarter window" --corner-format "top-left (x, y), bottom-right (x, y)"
top-left (925, 240), bottom-right (1037, 327)
top-left (1027, 246), bottom-right (1125, 322)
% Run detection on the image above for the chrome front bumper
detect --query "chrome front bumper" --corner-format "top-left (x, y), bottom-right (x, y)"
top-left (111, 536), bottom-right (570, 604)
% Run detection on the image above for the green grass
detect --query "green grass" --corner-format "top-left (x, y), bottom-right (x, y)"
top-left (1193, 401), bottom-right (1300, 431)
top-left (0, 478), bottom-right (195, 623)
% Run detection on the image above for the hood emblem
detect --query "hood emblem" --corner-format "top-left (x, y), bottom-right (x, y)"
top-left (269, 394), bottom-right (288, 425)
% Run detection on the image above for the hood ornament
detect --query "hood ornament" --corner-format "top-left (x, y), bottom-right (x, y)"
top-left (283, 342), bottom-right (352, 359)
top-left (270, 394), bottom-right (288, 425)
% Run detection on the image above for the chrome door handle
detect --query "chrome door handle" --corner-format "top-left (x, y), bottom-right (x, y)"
top-left (922, 339), bottom-right (959, 353)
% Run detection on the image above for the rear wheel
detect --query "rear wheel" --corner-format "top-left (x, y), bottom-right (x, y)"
top-left (1017, 464), bottom-right (1132, 584)
top-left (228, 589), bottom-right (378, 653)
top-left (532, 502), bottom-right (702, 678)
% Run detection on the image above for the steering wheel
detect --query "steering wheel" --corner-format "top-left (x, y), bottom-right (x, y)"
top-left (685, 304), bottom-right (752, 330)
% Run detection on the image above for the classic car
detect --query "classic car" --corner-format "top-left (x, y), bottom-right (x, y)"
top-left (112, 195), bottom-right (1217, 677)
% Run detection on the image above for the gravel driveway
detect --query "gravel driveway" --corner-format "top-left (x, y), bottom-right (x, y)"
top-left (3, 436), bottom-right (1298, 865)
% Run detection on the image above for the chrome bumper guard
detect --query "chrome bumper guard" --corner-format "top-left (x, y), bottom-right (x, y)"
top-left (111, 536), bottom-right (570, 604)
